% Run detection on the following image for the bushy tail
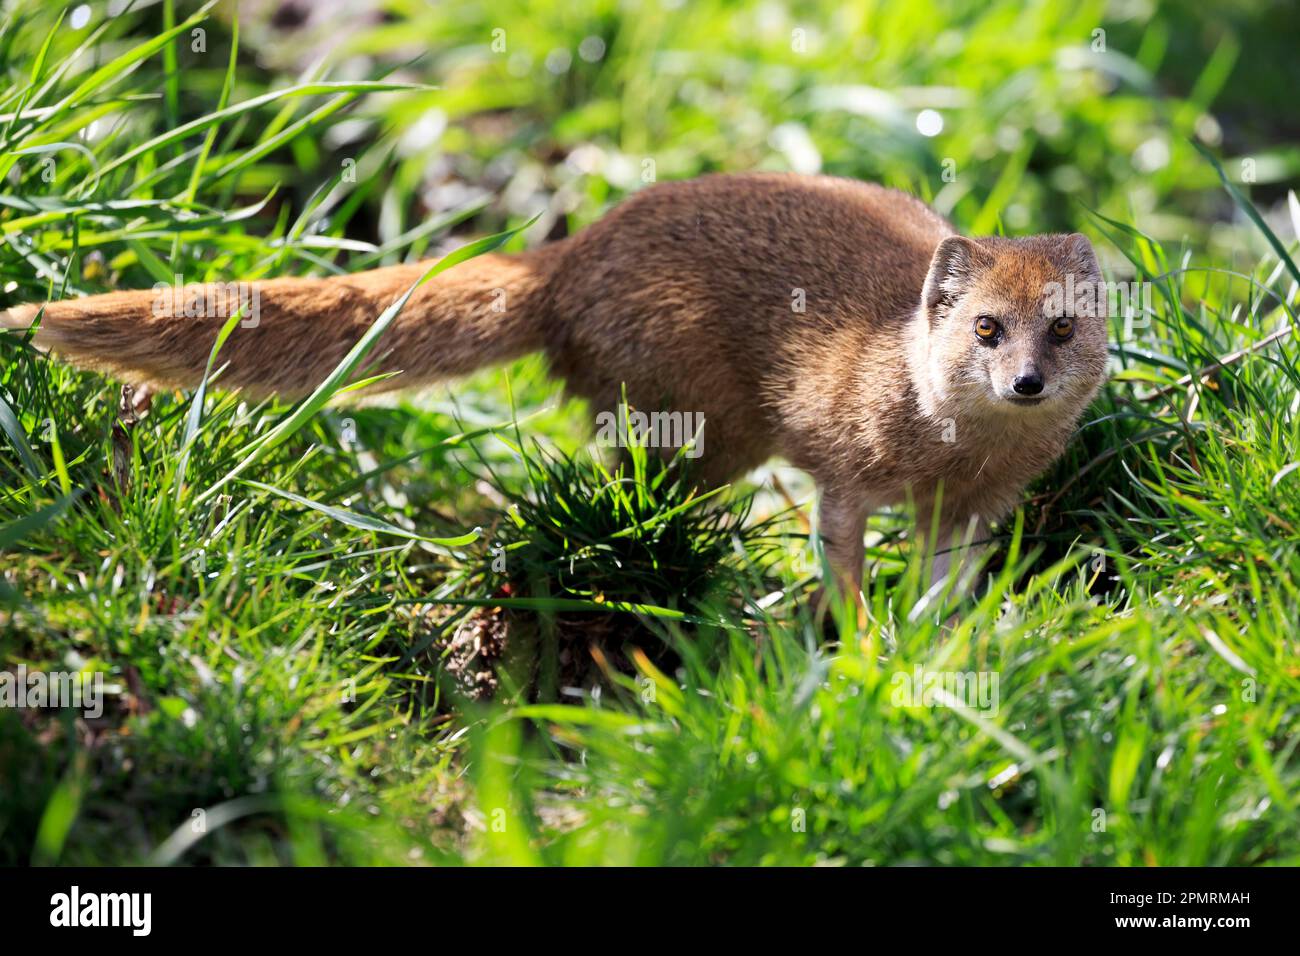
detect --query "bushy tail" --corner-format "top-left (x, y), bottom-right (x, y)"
top-left (0, 246), bottom-right (561, 397)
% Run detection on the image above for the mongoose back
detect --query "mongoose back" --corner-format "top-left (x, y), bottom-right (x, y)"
top-left (2, 173), bottom-right (1109, 597)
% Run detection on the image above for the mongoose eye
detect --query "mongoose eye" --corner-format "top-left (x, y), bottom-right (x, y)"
top-left (1050, 317), bottom-right (1075, 340)
top-left (973, 316), bottom-right (1001, 341)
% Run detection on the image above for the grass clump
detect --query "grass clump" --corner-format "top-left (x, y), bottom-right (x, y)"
top-left (430, 417), bottom-right (786, 701)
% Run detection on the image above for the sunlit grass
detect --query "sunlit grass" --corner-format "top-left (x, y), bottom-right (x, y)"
top-left (1, 0), bottom-right (1297, 865)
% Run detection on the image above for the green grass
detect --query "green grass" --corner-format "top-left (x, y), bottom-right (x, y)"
top-left (1, 0), bottom-right (1298, 865)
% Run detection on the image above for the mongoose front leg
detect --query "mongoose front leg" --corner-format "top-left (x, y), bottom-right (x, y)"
top-left (814, 489), bottom-right (869, 609)
top-left (926, 512), bottom-right (990, 599)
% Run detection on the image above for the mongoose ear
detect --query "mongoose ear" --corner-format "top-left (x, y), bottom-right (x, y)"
top-left (921, 236), bottom-right (986, 315)
top-left (1057, 233), bottom-right (1102, 279)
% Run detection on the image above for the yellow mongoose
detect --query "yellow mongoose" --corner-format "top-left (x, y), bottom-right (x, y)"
top-left (2, 173), bottom-right (1109, 599)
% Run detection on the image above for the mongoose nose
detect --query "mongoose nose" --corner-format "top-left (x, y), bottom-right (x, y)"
top-left (1012, 373), bottom-right (1044, 396)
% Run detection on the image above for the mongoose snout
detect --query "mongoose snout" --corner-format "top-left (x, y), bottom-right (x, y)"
top-left (1012, 372), bottom-right (1044, 395)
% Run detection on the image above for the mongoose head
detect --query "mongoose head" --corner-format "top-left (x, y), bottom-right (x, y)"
top-left (913, 233), bottom-right (1110, 418)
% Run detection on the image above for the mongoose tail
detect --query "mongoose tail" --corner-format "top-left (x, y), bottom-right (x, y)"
top-left (0, 247), bottom-right (560, 398)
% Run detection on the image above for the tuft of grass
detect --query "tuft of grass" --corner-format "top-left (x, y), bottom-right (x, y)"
top-left (417, 410), bottom-right (789, 702)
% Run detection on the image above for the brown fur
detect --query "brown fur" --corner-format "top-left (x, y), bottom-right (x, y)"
top-left (1, 172), bottom-right (1109, 597)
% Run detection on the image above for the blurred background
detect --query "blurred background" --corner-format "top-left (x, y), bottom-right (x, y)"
top-left (25, 0), bottom-right (1289, 270)
top-left (207, 0), bottom-right (1299, 263)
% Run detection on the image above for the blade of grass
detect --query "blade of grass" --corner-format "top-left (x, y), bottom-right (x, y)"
top-left (244, 479), bottom-right (480, 546)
